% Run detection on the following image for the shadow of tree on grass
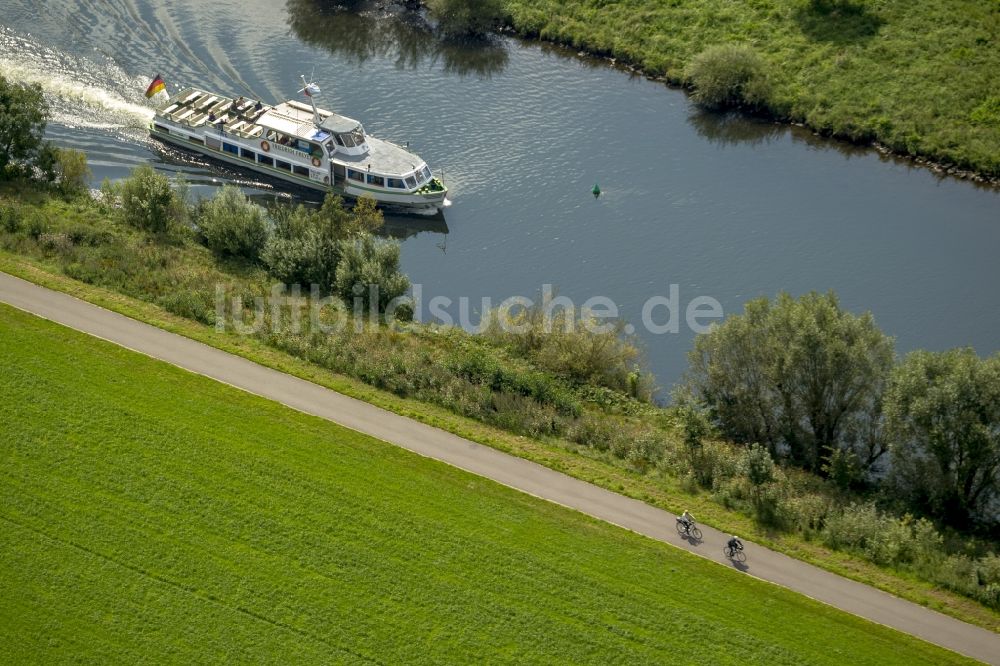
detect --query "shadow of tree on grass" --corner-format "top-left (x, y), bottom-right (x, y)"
top-left (793, 0), bottom-right (885, 44)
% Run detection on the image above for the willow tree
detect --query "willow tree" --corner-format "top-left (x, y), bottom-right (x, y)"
top-left (684, 291), bottom-right (894, 476)
top-left (885, 349), bottom-right (1000, 527)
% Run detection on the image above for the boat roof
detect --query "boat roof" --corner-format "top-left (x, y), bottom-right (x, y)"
top-left (253, 101), bottom-right (358, 141)
top-left (256, 101), bottom-right (338, 143)
top-left (320, 114), bottom-right (362, 134)
top-left (337, 136), bottom-right (424, 174)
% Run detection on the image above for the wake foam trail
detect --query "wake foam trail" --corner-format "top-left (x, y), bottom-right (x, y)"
top-left (0, 26), bottom-right (155, 133)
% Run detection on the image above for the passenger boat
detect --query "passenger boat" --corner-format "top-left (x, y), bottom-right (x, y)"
top-left (149, 77), bottom-right (448, 214)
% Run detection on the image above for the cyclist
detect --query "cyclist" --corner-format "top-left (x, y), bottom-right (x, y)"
top-left (727, 535), bottom-right (743, 553)
top-left (680, 510), bottom-right (695, 533)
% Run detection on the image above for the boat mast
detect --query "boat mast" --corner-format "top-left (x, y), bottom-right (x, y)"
top-left (299, 75), bottom-right (322, 127)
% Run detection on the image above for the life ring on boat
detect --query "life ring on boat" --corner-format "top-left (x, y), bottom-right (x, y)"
top-left (260, 140), bottom-right (270, 152)
top-left (312, 156), bottom-right (322, 167)
top-left (323, 175), bottom-right (330, 185)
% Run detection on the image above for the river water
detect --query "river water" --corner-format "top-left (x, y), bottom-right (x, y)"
top-left (1, 0), bottom-right (997, 391)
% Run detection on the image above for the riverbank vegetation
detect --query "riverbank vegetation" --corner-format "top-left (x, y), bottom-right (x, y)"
top-left (3, 305), bottom-right (973, 664)
top-left (492, 0), bottom-right (1000, 178)
top-left (3, 170), bottom-right (1000, 625)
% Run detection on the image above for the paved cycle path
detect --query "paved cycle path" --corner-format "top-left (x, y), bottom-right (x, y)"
top-left (2, 271), bottom-right (997, 664)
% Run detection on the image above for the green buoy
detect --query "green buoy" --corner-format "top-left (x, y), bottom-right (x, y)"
top-left (592, 182), bottom-right (601, 198)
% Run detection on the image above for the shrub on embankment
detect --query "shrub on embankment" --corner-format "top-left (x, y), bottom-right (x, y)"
top-left (686, 45), bottom-right (773, 112)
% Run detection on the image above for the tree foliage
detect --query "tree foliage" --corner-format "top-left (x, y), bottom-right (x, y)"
top-left (197, 185), bottom-right (270, 261)
top-left (54, 148), bottom-right (91, 195)
top-left (685, 291), bottom-right (894, 475)
top-left (740, 442), bottom-right (776, 488)
top-left (116, 165), bottom-right (187, 234)
top-left (334, 233), bottom-right (410, 315)
top-left (885, 349), bottom-right (1000, 527)
top-left (263, 194), bottom-right (383, 291)
top-left (0, 74), bottom-right (48, 175)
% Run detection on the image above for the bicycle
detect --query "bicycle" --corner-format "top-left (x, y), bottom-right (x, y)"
top-left (675, 517), bottom-right (702, 540)
top-left (724, 544), bottom-right (747, 563)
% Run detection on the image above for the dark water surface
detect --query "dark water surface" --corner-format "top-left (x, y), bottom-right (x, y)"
top-left (1, 0), bottom-right (997, 390)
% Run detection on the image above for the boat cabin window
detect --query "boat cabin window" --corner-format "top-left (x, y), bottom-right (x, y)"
top-left (258, 155), bottom-right (274, 167)
top-left (347, 169), bottom-right (365, 182)
top-left (222, 142), bottom-right (239, 155)
top-left (276, 160), bottom-right (291, 172)
top-left (337, 125), bottom-right (366, 148)
top-left (293, 165), bottom-right (309, 177)
top-left (387, 178), bottom-right (405, 189)
top-left (240, 147), bottom-right (256, 160)
top-left (326, 140), bottom-right (336, 154)
top-left (421, 166), bottom-right (432, 180)
top-left (404, 176), bottom-right (417, 189)
top-left (366, 174), bottom-right (385, 187)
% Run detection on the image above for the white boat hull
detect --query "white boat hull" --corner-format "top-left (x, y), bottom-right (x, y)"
top-left (149, 87), bottom-right (448, 214)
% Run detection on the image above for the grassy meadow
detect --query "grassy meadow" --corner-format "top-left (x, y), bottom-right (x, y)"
top-left (504, 0), bottom-right (1000, 178)
top-left (0, 303), bottom-right (976, 664)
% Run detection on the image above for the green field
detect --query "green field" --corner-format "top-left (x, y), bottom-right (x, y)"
top-left (0, 304), bottom-right (973, 664)
top-left (505, 0), bottom-right (1000, 178)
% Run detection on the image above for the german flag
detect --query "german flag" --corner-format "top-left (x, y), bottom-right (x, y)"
top-left (145, 74), bottom-right (166, 98)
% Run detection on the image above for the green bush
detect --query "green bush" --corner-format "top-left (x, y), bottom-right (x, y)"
top-left (65, 224), bottom-right (114, 247)
top-left (0, 204), bottom-right (21, 232)
top-left (34, 141), bottom-right (59, 183)
top-left (625, 431), bottom-right (663, 473)
top-left (489, 391), bottom-right (562, 438)
top-left (158, 289), bottom-right (217, 326)
top-left (54, 147), bottom-right (91, 195)
top-left (263, 195), bottom-right (382, 290)
top-left (740, 443), bottom-right (775, 487)
top-left (780, 494), bottom-right (831, 533)
top-left (568, 415), bottom-right (619, 452)
top-left (686, 44), bottom-right (772, 112)
top-left (197, 185), bottom-right (270, 261)
top-left (822, 502), bottom-right (883, 552)
top-left (334, 233), bottom-right (410, 315)
top-left (37, 232), bottom-right (74, 256)
top-left (24, 212), bottom-right (47, 239)
top-left (118, 165), bottom-right (186, 234)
